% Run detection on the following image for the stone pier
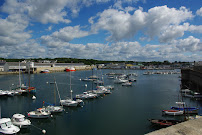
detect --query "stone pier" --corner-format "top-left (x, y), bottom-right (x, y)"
top-left (146, 118), bottom-right (202, 135)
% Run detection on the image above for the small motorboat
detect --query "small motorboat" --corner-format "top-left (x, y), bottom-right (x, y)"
top-left (76, 92), bottom-right (97, 99)
top-left (27, 108), bottom-right (50, 118)
top-left (114, 79), bottom-right (128, 84)
top-left (0, 118), bottom-right (20, 134)
top-left (6, 91), bottom-right (15, 97)
top-left (40, 69), bottom-right (50, 73)
top-left (60, 98), bottom-right (84, 107)
top-left (42, 106), bottom-right (64, 113)
top-left (0, 90), bottom-right (7, 96)
top-left (171, 102), bottom-right (199, 114)
top-left (65, 67), bottom-right (76, 72)
top-left (162, 110), bottom-right (184, 116)
top-left (122, 82), bottom-right (132, 86)
top-left (148, 119), bottom-right (182, 127)
top-left (11, 114), bottom-right (31, 128)
top-left (171, 107), bottom-right (199, 114)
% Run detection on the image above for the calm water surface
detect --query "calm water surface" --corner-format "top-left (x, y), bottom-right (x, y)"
top-left (0, 69), bottom-right (201, 135)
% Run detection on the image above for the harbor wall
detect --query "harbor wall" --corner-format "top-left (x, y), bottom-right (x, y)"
top-left (35, 65), bottom-right (92, 72)
top-left (181, 68), bottom-right (202, 92)
top-left (146, 118), bottom-right (202, 135)
top-left (0, 65), bottom-right (93, 74)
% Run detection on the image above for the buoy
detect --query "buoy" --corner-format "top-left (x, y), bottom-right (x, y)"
top-left (85, 84), bottom-right (87, 87)
top-left (51, 115), bottom-right (53, 118)
top-left (32, 95), bottom-right (36, 100)
top-left (79, 79), bottom-right (81, 81)
top-left (42, 130), bottom-right (46, 134)
top-left (46, 82), bottom-right (48, 84)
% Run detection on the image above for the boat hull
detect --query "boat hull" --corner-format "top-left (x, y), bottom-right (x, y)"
top-left (162, 110), bottom-right (184, 116)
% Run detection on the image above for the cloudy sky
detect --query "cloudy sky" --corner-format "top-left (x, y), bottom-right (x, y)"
top-left (0, 0), bottom-right (201, 62)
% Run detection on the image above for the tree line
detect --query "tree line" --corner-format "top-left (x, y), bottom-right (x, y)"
top-left (0, 58), bottom-right (190, 65)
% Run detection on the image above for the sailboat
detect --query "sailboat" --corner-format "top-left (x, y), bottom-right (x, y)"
top-left (26, 62), bottom-right (36, 94)
top-left (15, 62), bottom-right (27, 94)
top-left (60, 71), bottom-right (84, 107)
top-left (42, 78), bottom-right (64, 113)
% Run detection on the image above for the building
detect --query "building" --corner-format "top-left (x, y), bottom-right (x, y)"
top-left (0, 62), bottom-right (9, 72)
top-left (5, 62), bottom-right (88, 73)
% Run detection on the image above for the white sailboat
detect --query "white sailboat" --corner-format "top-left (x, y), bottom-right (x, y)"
top-left (15, 62), bottom-right (27, 94)
top-left (42, 78), bottom-right (64, 113)
top-left (60, 72), bottom-right (84, 107)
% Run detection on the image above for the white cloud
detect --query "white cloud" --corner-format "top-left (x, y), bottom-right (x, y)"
top-left (145, 6), bottom-right (193, 39)
top-left (41, 26), bottom-right (89, 47)
top-left (1, 0), bottom-right (71, 24)
top-left (90, 6), bottom-right (193, 42)
top-left (159, 23), bottom-right (189, 43)
top-left (91, 8), bottom-right (146, 41)
top-left (188, 25), bottom-right (202, 33)
top-left (174, 36), bottom-right (201, 52)
top-left (196, 7), bottom-right (202, 16)
top-left (0, 14), bottom-right (31, 46)
top-left (0, 40), bottom-right (46, 58)
top-left (40, 36), bottom-right (202, 61)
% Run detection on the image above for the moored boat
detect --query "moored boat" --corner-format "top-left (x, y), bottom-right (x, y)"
top-left (11, 114), bottom-right (31, 128)
top-left (170, 107), bottom-right (198, 114)
top-left (65, 67), bottom-right (76, 72)
top-left (0, 118), bottom-right (20, 134)
top-left (27, 108), bottom-right (50, 118)
top-left (148, 119), bottom-right (182, 127)
top-left (122, 82), bottom-right (132, 86)
top-left (162, 110), bottom-right (184, 116)
top-left (41, 105), bottom-right (64, 113)
top-left (40, 69), bottom-right (50, 73)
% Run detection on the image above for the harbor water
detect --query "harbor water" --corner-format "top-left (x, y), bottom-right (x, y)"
top-left (0, 69), bottom-right (202, 135)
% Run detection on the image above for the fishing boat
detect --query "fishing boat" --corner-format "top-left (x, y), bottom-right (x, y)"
top-left (65, 67), bottom-right (76, 72)
top-left (162, 110), bottom-right (184, 116)
top-left (27, 108), bottom-right (50, 118)
top-left (171, 107), bottom-right (198, 114)
top-left (11, 114), bottom-right (31, 128)
top-left (0, 118), bottom-right (20, 134)
top-left (148, 119), bottom-right (182, 127)
top-left (171, 102), bottom-right (199, 114)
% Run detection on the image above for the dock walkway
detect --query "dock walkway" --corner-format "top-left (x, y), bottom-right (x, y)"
top-left (146, 118), bottom-right (202, 135)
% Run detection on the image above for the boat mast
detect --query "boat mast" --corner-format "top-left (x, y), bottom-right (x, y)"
top-left (54, 79), bottom-right (56, 106)
top-left (19, 62), bottom-right (21, 88)
top-left (28, 61), bottom-right (30, 88)
top-left (92, 68), bottom-right (93, 90)
top-left (54, 77), bottom-right (61, 102)
top-left (70, 71), bottom-right (73, 100)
